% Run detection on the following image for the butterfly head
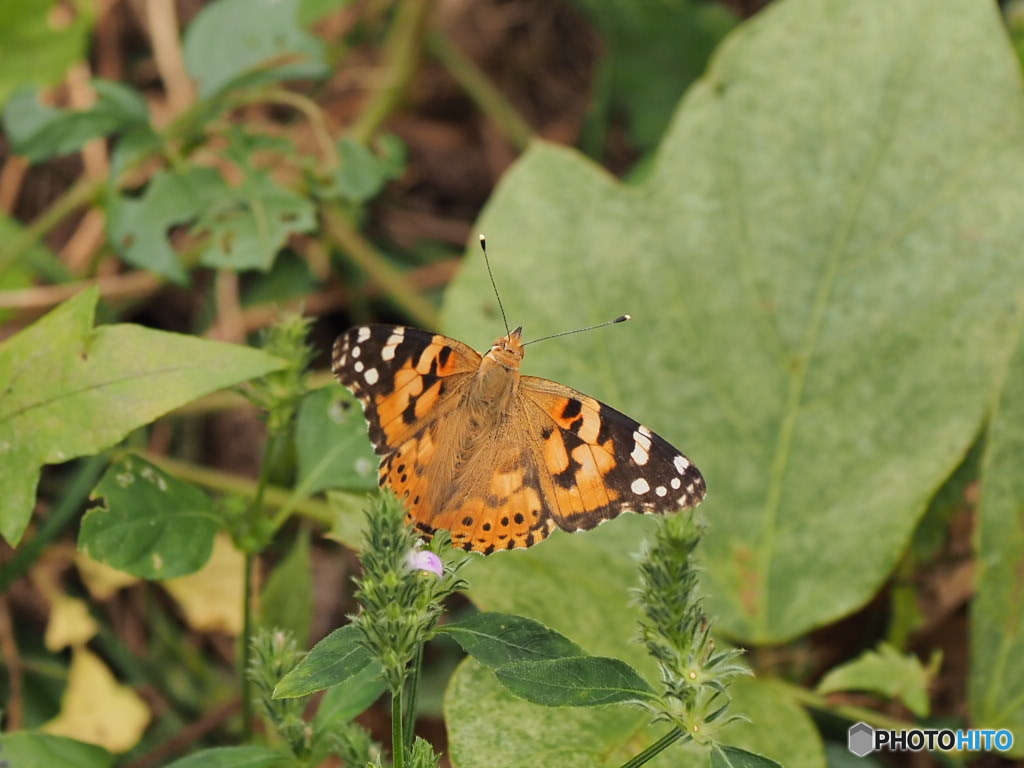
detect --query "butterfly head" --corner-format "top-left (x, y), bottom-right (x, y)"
top-left (486, 326), bottom-right (525, 369)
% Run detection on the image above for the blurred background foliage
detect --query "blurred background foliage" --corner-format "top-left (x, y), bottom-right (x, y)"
top-left (1, 0), bottom-right (1024, 766)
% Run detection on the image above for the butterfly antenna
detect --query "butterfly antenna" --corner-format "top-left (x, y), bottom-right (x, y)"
top-left (479, 234), bottom-right (511, 339)
top-left (523, 314), bottom-right (631, 346)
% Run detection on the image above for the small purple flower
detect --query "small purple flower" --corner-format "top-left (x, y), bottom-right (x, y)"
top-left (406, 545), bottom-right (443, 577)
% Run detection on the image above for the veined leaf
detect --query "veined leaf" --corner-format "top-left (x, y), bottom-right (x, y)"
top-left (970, 326), bottom-right (1024, 754)
top-left (0, 288), bottom-right (283, 544)
top-left (444, 0), bottom-right (1024, 644)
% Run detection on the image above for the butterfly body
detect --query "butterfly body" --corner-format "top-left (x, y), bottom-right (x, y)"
top-left (332, 324), bottom-right (705, 553)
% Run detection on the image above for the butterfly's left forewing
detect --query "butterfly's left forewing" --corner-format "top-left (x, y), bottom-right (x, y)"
top-left (520, 377), bottom-right (706, 532)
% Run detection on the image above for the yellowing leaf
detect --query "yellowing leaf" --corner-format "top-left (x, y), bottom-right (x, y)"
top-left (42, 648), bottom-right (150, 753)
top-left (163, 533), bottom-right (244, 635)
top-left (75, 551), bottom-right (139, 600)
top-left (45, 595), bottom-right (99, 651)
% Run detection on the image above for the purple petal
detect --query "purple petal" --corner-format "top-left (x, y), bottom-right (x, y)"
top-left (406, 549), bottom-right (444, 577)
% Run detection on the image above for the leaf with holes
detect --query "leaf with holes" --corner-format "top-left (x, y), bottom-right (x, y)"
top-left (195, 169), bottom-right (316, 272)
top-left (81, 456), bottom-right (219, 580)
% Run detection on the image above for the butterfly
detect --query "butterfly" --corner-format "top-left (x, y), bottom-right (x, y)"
top-left (332, 323), bottom-right (706, 553)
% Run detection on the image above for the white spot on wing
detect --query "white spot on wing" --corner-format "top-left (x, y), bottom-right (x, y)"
top-left (638, 425), bottom-right (652, 437)
top-left (354, 361), bottom-right (364, 372)
top-left (674, 455), bottom-right (690, 474)
top-left (631, 478), bottom-right (650, 495)
top-left (655, 486), bottom-right (667, 497)
top-left (631, 430), bottom-right (652, 466)
top-left (671, 478), bottom-right (681, 490)
top-left (382, 346), bottom-right (396, 361)
top-left (351, 346), bottom-right (361, 358)
top-left (357, 327), bottom-right (371, 342)
top-left (365, 368), bottom-right (379, 385)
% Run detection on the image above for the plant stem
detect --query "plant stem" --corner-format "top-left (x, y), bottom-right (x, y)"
top-left (241, 550), bottom-right (255, 738)
top-left (428, 32), bottom-right (534, 150)
top-left (322, 206), bottom-right (440, 329)
top-left (618, 727), bottom-right (687, 768)
top-left (350, 0), bottom-right (435, 145)
top-left (404, 643), bottom-right (424, 752)
top-left (241, 430), bottom-right (284, 738)
top-left (0, 177), bottom-right (104, 277)
top-left (392, 687), bottom-right (406, 768)
top-left (135, 451), bottom-right (337, 527)
top-left (0, 455), bottom-right (107, 593)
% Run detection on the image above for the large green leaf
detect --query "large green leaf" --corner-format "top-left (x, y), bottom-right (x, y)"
top-left (163, 746), bottom-right (290, 768)
top-left (443, 0), bottom-right (1024, 643)
top-left (183, 0), bottom-right (327, 98)
top-left (445, 662), bottom-right (821, 768)
top-left (81, 455), bottom-right (219, 579)
top-left (0, 733), bottom-right (112, 768)
top-left (3, 81), bottom-right (149, 162)
top-left (494, 656), bottom-right (655, 707)
top-left (446, 518), bottom-right (823, 768)
top-left (273, 624), bottom-right (380, 699)
top-left (0, 1), bottom-right (92, 109)
top-left (970, 329), bottom-right (1024, 754)
top-left (0, 288), bottom-right (284, 544)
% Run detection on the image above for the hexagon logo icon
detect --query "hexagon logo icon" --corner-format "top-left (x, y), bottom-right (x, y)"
top-left (848, 722), bottom-right (875, 757)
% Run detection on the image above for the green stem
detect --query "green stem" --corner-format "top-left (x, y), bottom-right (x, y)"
top-left (135, 451), bottom-right (337, 527)
top-left (241, 430), bottom-right (284, 738)
top-left (617, 727), bottom-right (687, 768)
top-left (241, 551), bottom-right (255, 738)
top-left (322, 206), bottom-right (439, 329)
top-left (0, 455), bottom-right (107, 593)
top-left (403, 644), bottom-right (424, 752)
top-left (392, 687), bottom-right (406, 768)
top-left (428, 32), bottom-right (533, 150)
top-left (0, 177), bottom-right (104, 278)
top-left (350, 0), bottom-right (435, 145)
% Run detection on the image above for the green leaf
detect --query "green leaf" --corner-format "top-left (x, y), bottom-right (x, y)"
top-left (0, 1), bottom-right (93, 109)
top-left (298, 0), bottom-right (355, 26)
top-left (313, 662), bottom-right (386, 732)
top-left (711, 745), bottom-right (784, 768)
top-left (445, 662), bottom-right (823, 768)
top-left (572, 0), bottom-right (735, 152)
top-left (273, 623), bottom-right (380, 698)
top-left (163, 746), bottom-right (290, 768)
top-left (4, 81), bottom-right (149, 162)
top-left (0, 288), bottom-right (284, 544)
top-left (107, 166), bottom-right (226, 282)
top-left (0, 732), bottom-right (113, 768)
top-left (260, 529), bottom-right (313, 644)
top-left (438, 611), bottom-right (585, 669)
top-left (80, 456), bottom-right (219, 579)
top-left (494, 656), bottom-right (654, 707)
top-left (970, 328), bottom-right (1024, 753)
top-left (183, 0), bottom-right (328, 98)
top-left (294, 385), bottom-right (378, 495)
top-left (195, 170), bottom-right (316, 272)
top-left (817, 643), bottom-right (937, 717)
top-left (444, 0), bottom-right (1024, 643)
